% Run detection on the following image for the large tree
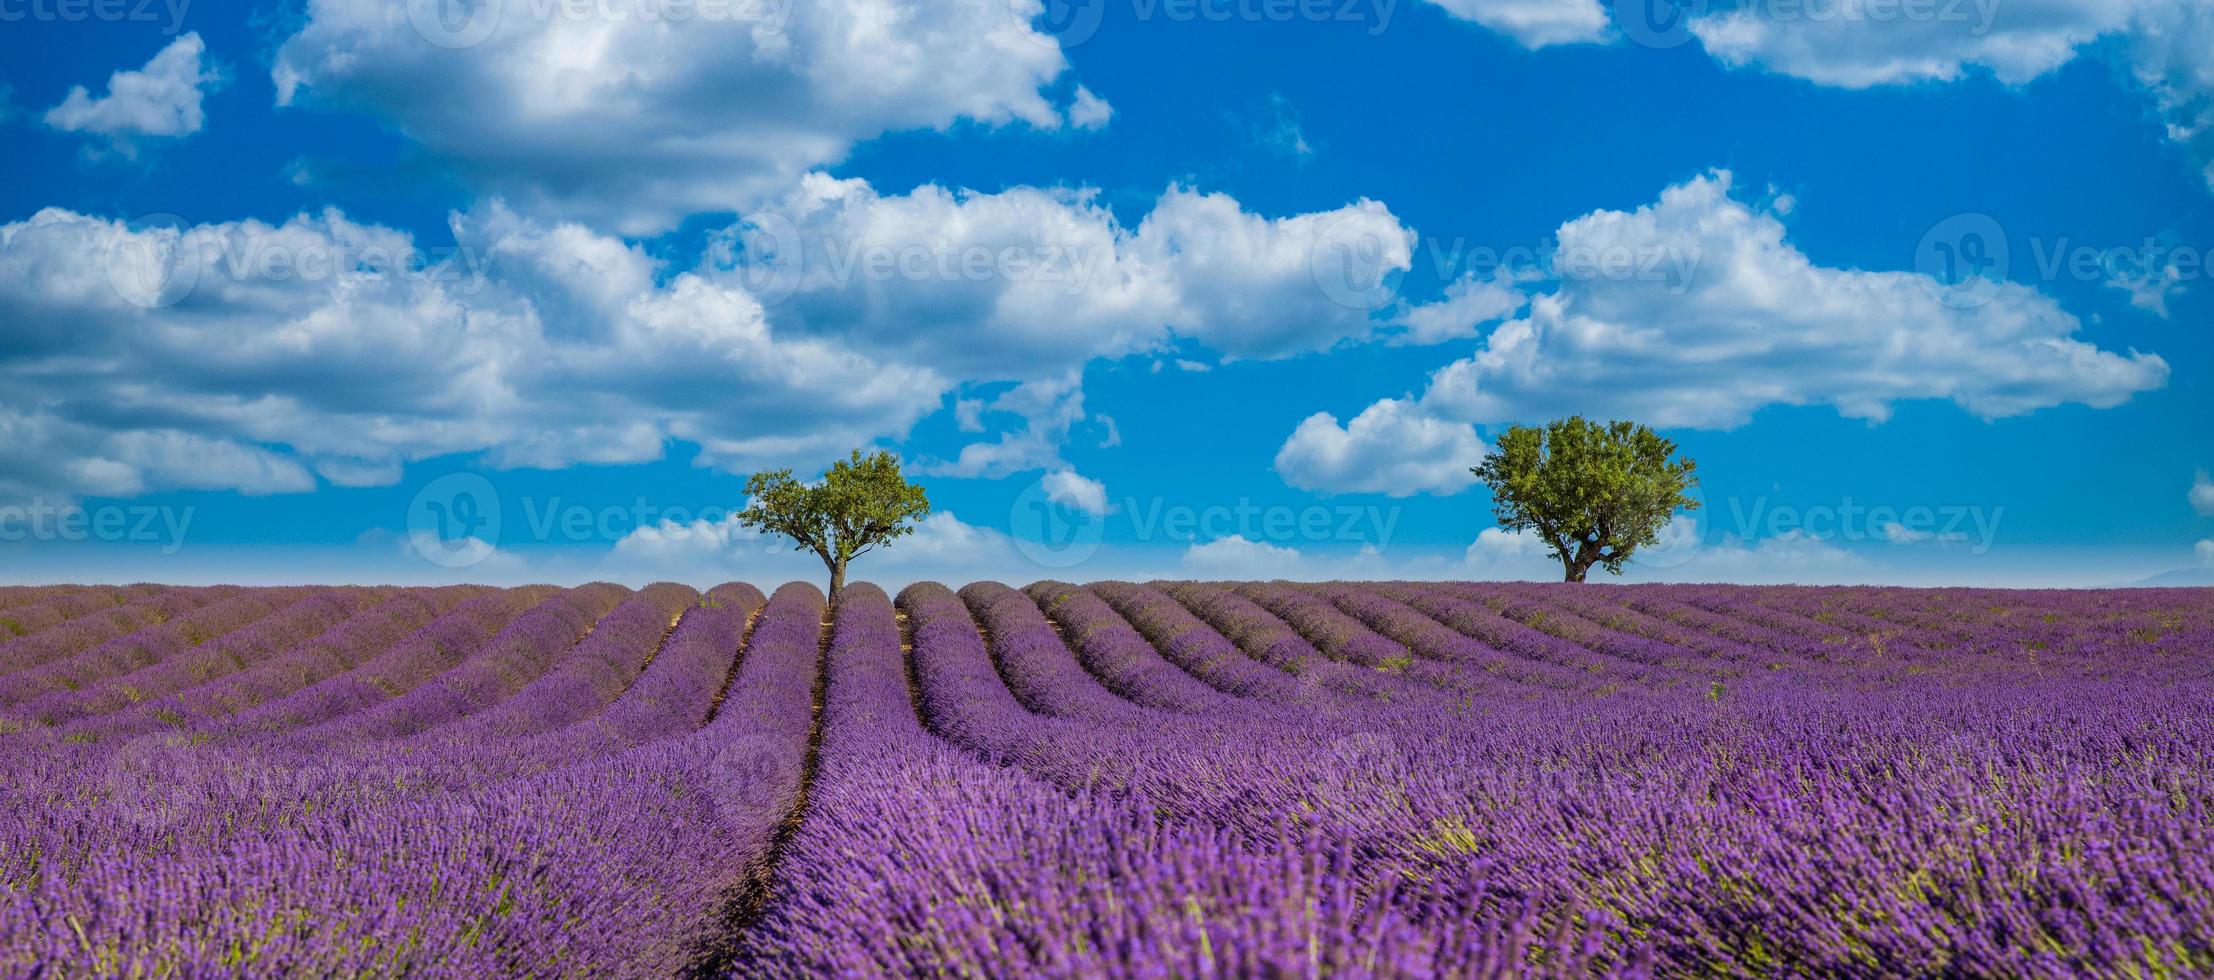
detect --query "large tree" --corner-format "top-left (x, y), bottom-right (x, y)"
top-left (1472, 417), bottom-right (1699, 583)
top-left (738, 449), bottom-right (930, 601)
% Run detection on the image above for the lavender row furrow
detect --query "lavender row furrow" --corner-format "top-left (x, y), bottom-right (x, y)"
top-left (274, 583), bottom-right (630, 751)
top-left (5, 589), bottom-right (388, 730)
top-left (0, 587), bottom-right (231, 679)
top-left (958, 580), bottom-right (1149, 723)
top-left (1235, 581), bottom-right (1536, 698)
top-left (0, 584), bottom-right (820, 975)
top-left (0, 589), bottom-right (315, 708)
top-left (55, 587), bottom-right (494, 744)
top-left (1373, 583), bottom-right (1661, 682)
top-left (6, 581), bottom-right (2214, 975)
top-left (1163, 581), bottom-right (1452, 708)
top-left (743, 583), bottom-right (1590, 977)
top-left (1026, 580), bottom-right (1241, 713)
top-left (1087, 581), bottom-right (1312, 703)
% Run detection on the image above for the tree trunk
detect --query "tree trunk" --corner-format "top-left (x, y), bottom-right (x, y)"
top-left (828, 559), bottom-right (847, 603)
top-left (1562, 555), bottom-right (1592, 583)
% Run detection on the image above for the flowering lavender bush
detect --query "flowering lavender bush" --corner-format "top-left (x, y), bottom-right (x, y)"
top-left (2, 581), bottom-right (2210, 976)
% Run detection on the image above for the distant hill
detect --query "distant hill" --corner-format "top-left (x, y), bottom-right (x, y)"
top-left (2127, 567), bottom-right (2214, 587)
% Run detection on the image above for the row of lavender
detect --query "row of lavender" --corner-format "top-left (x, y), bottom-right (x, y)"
top-left (1, 580), bottom-right (2210, 974)
top-left (0, 579), bottom-right (820, 973)
top-left (741, 579), bottom-right (2214, 974)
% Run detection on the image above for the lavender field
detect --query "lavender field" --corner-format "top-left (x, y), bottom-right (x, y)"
top-left (1, 580), bottom-right (2210, 976)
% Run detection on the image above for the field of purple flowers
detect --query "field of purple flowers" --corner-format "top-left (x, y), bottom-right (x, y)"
top-left (1, 580), bottom-right (2210, 975)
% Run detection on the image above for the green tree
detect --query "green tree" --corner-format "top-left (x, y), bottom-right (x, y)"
top-left (1472, 417), bottom-right (1698, 583)
top-left (738, 449), bottom-right (931, 601)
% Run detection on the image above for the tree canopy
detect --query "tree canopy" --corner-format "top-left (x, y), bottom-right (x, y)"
top-left (738, 449), bottom-right (930, 600)
top-left (1472, 417), bottom-right (1699, 582)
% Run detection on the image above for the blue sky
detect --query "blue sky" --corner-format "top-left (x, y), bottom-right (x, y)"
top-left (1, 0), bottom-right (2209, 587)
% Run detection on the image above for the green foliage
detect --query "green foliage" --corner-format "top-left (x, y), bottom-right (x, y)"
top-left (738, 449), bottom-right (931, 598)
top-left (0, 618), bottom-right (22, 637)
top-left (1472, 416), bottom-right (1699, 582)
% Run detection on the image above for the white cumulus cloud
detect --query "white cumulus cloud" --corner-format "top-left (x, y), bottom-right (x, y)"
top-left (1274, 398), bottom-right (1485, 496)
top-left (0, 171), bottom-right (1426, 501)
top-left (728, 175), bottom-right (1420, 379)
top-left (1460, 526), bottom-right (1560, 580)
top-left (1688, 0), bottom-right (2111, 88)
top-left (0, 204), bottom-right (943, 502)
top-left (272, 0), bottom-right (1100, 234)
top-left (1423, 0), bottom-right (1612, 47)
top-left (1181, 535), bottom-right (1313, 578)
top-left (609, 508), bottom-right (1027, 585)
top-left (1683, 1), bottom-right (2214, 191)
top-left (1274, 169), bottom-right (2164, 502)
top-left (1391, 270), bottom-right (1528, 345)
top-left (1428, 0), bottom-right (2214, 193)
top-left (1417, 170), bottom-right (2166, 428)
top-left (44, 33), bottom-right (224, 153)
top-left (1041, 469), bottom-right (1112, 516)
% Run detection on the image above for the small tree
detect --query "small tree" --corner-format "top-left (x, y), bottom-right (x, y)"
top-left (738, 449), bottom-right (930, 601)
top-left (1472, 417), bottom-right (1698, 583)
